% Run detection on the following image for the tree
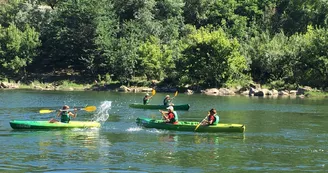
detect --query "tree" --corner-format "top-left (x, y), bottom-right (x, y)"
top-left (179, 26), bottom-right (249, 87)
top-left (0, 24), bottom-right (40, 81)
top-left (272, 0), bottom-right (328, 36)
top-left (37, 0), bottom-right (98, 76)
top-left (293, 26), bottom-right (328, 89)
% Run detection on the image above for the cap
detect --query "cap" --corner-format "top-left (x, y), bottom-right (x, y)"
top-left (146, 93), bottom-right (149, 96)
top-left (166, 95), bottom-right (170, 98)
top-left (166, 106), bottom-right (174, 110)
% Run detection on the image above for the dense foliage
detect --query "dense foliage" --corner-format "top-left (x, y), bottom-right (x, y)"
top-left (1, 0), bottom-right (328, 90)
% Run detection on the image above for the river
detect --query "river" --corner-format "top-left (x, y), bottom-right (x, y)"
top-left (0, 90), bottom-right (327, 172)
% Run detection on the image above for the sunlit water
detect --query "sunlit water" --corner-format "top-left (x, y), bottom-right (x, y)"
top-left (0, 90), bottom-right (327, 172)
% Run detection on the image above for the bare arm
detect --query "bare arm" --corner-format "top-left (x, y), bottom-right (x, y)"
top-left (159, 110), bottom-right (169, 120)
top-left (69, 109), bottom-right (77, 118)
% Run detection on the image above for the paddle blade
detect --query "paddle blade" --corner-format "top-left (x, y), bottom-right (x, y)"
top-left (152, 89), bottom-right (156, 96)
top-left (194, 123), bottom-right (201, 131)
top-left (174, 91), bottom-right (178, 97)
top-left (83, 106), bottom-right (97, 112)
top-left (39, 110), bottom-right (55, 114)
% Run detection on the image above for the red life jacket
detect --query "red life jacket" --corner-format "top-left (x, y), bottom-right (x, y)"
top-left (167, 112), bottom-right (177, 124)
top-left (208, 115), bottom-right (216, 125)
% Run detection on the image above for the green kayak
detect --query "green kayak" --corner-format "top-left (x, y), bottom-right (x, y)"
top-left (129, 103), bottom-right (190, 110)
top-left (9, 120), bottom-right (101, 129)
top-left (136, 118), bottom-right (245, 133)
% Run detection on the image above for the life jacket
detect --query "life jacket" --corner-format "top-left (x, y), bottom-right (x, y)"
top-left (167, 111), bottom-right (178, 124)
top-left (163, 98), bottom-right (171, 106)
top-left (143, 96), bottom-right (149, 105)
top-left (60, 111), bottom-right (70, 123)
top-left (208, 114), bottom-right (219, 125)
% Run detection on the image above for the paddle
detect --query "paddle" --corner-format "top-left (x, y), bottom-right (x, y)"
top-left (172, 91), bottom-right (178, 99)
top-left (148, 89), bottom-right (156, 99)
top-left (159, 110), bottom-right (168, 121)
top-left (194, 114), bottom-right (209, 131)
top-left (166, 91), bottom-right (179, 106)
top-left (144, 89), bottom-right (156, 105)
top-left (39, 106), bottom-right (97, 114)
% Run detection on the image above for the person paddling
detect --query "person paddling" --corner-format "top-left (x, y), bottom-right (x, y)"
top-left (159, 106), bottom-right (178, 124)
top-left (49, 105), bottom-right (77, 123)
top-left (143, 93), bottom-right (152, 105)
top-left (163, 95), bottom-right (172, 106)
top-left (202, 108), bottom-right (219, 125)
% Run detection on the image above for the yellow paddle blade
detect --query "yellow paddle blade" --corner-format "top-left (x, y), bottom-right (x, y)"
top-left (39, 109), bottom-right (55, 114)
top-left (195, 114), bottom-right (209, 131)
top-left (194, 123), bottom-right (201, 131)
top-left (152, 89), bottom-right (156, 96)
top-left (83, 106), bottom-right (97, 112)
top-left (174, 91), bottom-right (178, 97)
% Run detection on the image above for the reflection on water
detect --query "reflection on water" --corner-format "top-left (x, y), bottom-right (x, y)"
top-left (2, 128), bottom-right (113, 172)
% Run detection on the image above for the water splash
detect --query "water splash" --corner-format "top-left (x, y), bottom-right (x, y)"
top-left (92, 101), bottom-right (111, 122)
top-left (126, 127), bottom-right (143, 132)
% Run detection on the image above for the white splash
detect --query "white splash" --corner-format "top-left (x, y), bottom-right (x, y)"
top-left (92, 101), bottom-right (111, 122)
top-left (126, 127), bottom-right (143, 132)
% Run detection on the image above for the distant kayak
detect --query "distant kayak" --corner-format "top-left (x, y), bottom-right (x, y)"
top-left (129, 103), bottom-right (190, 110)
top-left (9, 120), bottom-right (101, 129)
top-left (136, 118), bottom-right (245, 133)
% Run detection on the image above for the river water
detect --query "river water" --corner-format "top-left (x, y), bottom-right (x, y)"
top-left (0, 90), bottom-right (327, 172)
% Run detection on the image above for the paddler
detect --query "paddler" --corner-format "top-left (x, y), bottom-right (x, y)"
top-left (49, 105), bottom-right (77, 123)
top-left (143, 93), bottom-right (152, 105)
top-left (163, 95), bottom-right (172, 106)
top-left (159, 106), bottom-right (178, 124)
top-left (202, 108), bottom-right (219, 125)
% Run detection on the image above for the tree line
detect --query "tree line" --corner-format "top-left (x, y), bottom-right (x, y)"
top-left (0, 0), bottom-right (328, 90)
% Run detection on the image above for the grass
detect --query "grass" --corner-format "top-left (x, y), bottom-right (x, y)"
top-left (305, 91), bottom-right (328, 98)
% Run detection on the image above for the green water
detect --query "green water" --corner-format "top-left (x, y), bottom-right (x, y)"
top-left (0, 90), bottom-right (327, 172)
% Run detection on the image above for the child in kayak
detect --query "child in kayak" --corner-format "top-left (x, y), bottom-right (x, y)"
top-left (202, 108), bottom-right (219, 125)
top-left (159, 106), bottom-right (178, 124)
top-left (143, 93), bottom-right (152, 105)
top-left (49, 105), bottom-right (77, 123)
top-left (163, 95), bottom-right (172, 106)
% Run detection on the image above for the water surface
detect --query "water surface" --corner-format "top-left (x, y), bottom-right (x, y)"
top-left (0, 90), bottom-right (327, 172)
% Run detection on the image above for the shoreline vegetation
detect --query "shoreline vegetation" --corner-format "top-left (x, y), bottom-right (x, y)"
top-left (1, 81), bottom-right (327, 98)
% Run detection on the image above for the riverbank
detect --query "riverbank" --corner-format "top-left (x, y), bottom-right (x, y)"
top-left (1, 81), bottom-right (327, 98)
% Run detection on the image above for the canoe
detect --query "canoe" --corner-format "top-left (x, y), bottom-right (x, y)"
top-left (9, 120), bottom-right (101, 129)
top-left (136, 118), bottom-right (245, 133)
top-left (129, 103), bottom-right (190, 110)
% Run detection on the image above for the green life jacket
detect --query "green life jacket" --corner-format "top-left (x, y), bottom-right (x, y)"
top-left (143, 97), bottom-right (150, 105)
top-left (60, 111), bottom-right (70, 123)
top-left (213, 115), bottom-right (219, 125)
top-left (163, 98), bottom-right (171, 106)
top-left (173, 111), bottom-right (178, 121)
